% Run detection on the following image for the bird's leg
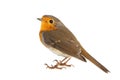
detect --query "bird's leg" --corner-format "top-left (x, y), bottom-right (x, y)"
top-left (44, 57), bottom-right (72, 69)
top-left (54, 57), bottom-right (72, 67)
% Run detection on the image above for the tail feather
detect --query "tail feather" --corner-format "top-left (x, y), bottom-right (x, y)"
top-left (81, 48), bottom-right (110, 73)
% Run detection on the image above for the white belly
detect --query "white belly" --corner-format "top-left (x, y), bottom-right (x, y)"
top-left (48, 46), bottom-right (70, 57)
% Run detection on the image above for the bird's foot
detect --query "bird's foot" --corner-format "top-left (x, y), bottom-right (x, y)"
top-left (44, 63), bottom-right (66, 69)
top-left (53, 59), bottom-right (72, 67)
top-left (44, 57), bottom-right (73, 69)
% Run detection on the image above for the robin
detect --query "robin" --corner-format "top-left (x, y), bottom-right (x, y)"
top-left (37, 15), bottom-right (110, 73)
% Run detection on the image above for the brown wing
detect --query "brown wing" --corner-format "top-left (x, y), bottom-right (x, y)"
top-left (41, 27), bottom-right (86, 62)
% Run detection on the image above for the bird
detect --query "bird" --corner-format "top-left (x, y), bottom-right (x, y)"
top-left (37, 15), bottom-right (110, 73)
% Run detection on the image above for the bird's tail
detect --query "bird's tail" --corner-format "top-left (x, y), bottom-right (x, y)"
top-left (81, 48), bottom-right (110, 73)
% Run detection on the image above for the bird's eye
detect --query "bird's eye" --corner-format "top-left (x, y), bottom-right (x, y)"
top-left (49, 19), bottom-right (54, 24)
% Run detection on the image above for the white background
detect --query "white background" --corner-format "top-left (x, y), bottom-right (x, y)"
top-left (0, 0), bottom-right (120, 80)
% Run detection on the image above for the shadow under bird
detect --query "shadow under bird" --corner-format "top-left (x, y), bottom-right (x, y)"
top-left (37, 15), bottom-right (110, 73)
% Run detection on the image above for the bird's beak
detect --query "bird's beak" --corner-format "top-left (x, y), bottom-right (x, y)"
top-left (37, 18), bottom-right (41, 21)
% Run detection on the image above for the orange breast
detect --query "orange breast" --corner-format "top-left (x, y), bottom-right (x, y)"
top-left (39, 31), bottom-right (43, 42)
top-left (40, 22), bottom-right (57, 32)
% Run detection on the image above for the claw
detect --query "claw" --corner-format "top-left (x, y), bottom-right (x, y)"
top-left (53, 59), bottom-right (59, 63)
top-left (53, 60), bottom-right (60, 64)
